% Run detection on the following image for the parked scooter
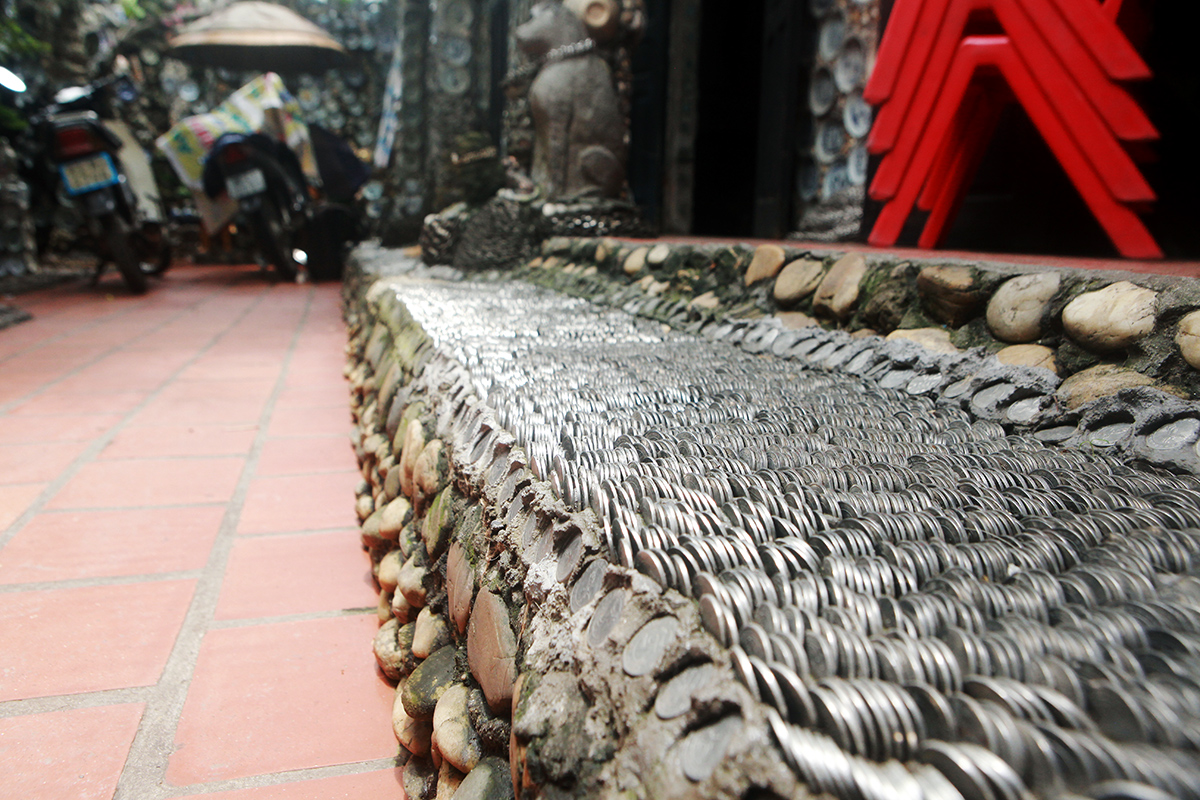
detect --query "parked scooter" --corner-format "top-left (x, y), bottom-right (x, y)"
top-left (202, 131), bottom-right (308, 281)
top-left (26, 73), bottom-right (171, 293)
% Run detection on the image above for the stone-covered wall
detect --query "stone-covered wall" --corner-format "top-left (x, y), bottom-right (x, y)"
top-left (524, 239), bottom-right (1200, 401)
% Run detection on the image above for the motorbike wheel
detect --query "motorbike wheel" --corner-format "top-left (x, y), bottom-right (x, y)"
top-left (251, 196), bottom-right (297, 282)
top-left (139, 222), bottom-right (172, 276)
top-left (104, 214), bottom-right (148, 294)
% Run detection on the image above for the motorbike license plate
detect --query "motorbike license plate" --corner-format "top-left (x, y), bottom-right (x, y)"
top-left (227, 168), bottom-right (267, 200)
top-left (60, 153), bottom-right (119, 196)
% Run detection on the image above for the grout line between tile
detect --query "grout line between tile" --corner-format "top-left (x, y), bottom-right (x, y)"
top-left (112, 285), bottom-right (327, 800)
top-left (233, 525), bottom-right (359, 540)
top-left (0, 686), bottom-right (154, 719)
top-left (208, 607), bottom-right (376, 630)
top-left (158, 756), bottom-right (403, 798)
top-left (0, 570), bottom-right (204, 595)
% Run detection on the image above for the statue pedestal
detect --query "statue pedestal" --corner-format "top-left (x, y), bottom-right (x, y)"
top-left (420, 192), bottom-right (654, 270)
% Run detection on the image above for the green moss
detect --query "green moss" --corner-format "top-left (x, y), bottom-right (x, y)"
top-left (1056, 338), bottom-right (1102, 376)
top-left (949, 317), bottom-right (1002, 351)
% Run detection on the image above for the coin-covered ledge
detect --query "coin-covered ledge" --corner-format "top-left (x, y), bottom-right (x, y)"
top-left (344, 261), bottom-right (803, 799)
top-left (345, 246), bottom-right (1200, 800)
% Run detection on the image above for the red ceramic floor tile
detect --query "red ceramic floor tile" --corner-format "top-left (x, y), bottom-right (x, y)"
top-left (0, 440), bottom-right (90, 484)
top-left (0, 703), bottom-right (146, 800)
top-left (275, 384), bottom-right (351, 410)
top-left (133, 388), bottom-right (272, 428)
top-left (215, 531), bottom-right (374, 620)
top-left (267, 405), bottom-right (352, 438)
top-left (166, 615), bottom-right (396, 785)
top-left (177, 355), bottom-right (287, 383)
top-left (256, 436), bottom-right (358, 476)
top-left (0, 484), bottom-right (45, 529)
top-left (237, 472), bottom-right (360, 535)
top-left (0, 413), bottom-right (123, 444)
top-left (173, 769), bottom-right (403, 800)
top-left (47, 457), bottom-right (244, 509)
top-left (0, 579), bottom-right (195, 700)
top-left (100, 423), bottom-right (258, 460)
top-left (4, 390), bottom-right (147, 418)
top-left (0, 506), bottom-right (225, 584)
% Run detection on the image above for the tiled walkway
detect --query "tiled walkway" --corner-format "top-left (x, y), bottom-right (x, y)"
top-left (0, 266), bottom-right (401, 799)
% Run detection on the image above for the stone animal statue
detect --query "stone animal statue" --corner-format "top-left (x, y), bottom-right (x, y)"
top-left (516, 1), bottom-right (627, 201)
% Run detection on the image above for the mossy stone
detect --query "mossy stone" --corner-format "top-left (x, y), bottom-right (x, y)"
top-left (402, 645), bottom-right (460, 721)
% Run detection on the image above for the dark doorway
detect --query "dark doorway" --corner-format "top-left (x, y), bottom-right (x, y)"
top-left (629, 0), bottom-right (672, 228)
top-left (1138, 0), bottom-right (1200, 258)
top-left (690, 0), bottom-right (766, 236)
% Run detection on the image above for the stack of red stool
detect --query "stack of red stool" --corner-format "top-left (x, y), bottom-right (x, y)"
top-left (863, 0), bottom-right (1163, 258)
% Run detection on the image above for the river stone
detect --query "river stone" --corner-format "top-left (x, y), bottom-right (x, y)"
top-left (414, 607), bottom-right (453, 660)
top-left (987, 272), bottom-right (1060, 342)
top-left (451, 756), bottom-right (513, 800)
top-left (404, 755), bottom-right (438, 800)
top-left (1056, 364), bottom-right (1155, 409)
top-left (404, 645), bottom-right (460, 721)
top-left (434, 683), bottom-right (483, 773)
top-left (377, 548), bottom-right (403, 594)
top-left (917, 265), bottom-right (986, 328)
top-left (398, 554), bottom-right (429, 607)
top-left (360, 509), bottom-right (386, 552)
top-left (467, 685), bottom-right (511, 752)
top-left (392, 588), bottom-right (416, 625)
top-left (374, 617), bottom-right (405, 681)
top-left (382, 462), bottom-right (401, 503)
top-left (1175, 310), bottom-right (1200, 369)
top-left (647, 243), bottom-right (671, 265)
top-left (400, 418), bottom-right (426, 499)
top-left (424, 487), bottom-right (455, 560)
top-left (1062, 281), bottom-right (1157, 352)
top-left (415, 439), bottom-right (448, 498)
top-left (447, 541), bottom-right (475, 635)
top-left (885, 328), bottom-right (959, 355)
top-left (745, 244), bottom-right (787, 285)
top-left (996, 344), bottom-right (1058, 373)
top-left (777, 311), bottom-right (820, 330)
top-left (395, 680), bottom-right (435, 755)
top-left (688, 291), bottom-right (720, 310)
top-left (467, 590), bottom-right (517, 714)
top-left (812, 252), bottom-right (868, 320)
top-left (356, 493), bottom-right (375, 522)
top-left (378, 590), bottom-right (395, 622)
top-left (773, 258), bottom-right (825, 305)
top-left (437, 761), bottom-right (465, 800)
top-left (379, 496), bottom-right (413, 542)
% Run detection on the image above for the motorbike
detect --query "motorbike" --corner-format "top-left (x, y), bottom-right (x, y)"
top-left (26, 73), bottom-right (171, 294)
top-left (202, 131), bottom-right (309, 282)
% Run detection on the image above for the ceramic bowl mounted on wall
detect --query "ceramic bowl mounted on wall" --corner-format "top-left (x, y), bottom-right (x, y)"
top-left (563, 0), bottom-right (620, 43)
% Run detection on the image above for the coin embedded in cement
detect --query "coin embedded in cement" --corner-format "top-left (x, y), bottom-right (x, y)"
top-left (587, 589), bottom-right (628, 647)
top-left (570, 560), bottom-right (607, 613)
top-left (680, 715), bottom-right (742, 782)
top-left (655, 663), bottom-right (722, 719)
top-left (623, 616), bottom-right (680, 677)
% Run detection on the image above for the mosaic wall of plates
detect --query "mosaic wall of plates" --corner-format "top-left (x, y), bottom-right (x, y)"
top-left (794, 0), bottom-right (880, 241)
top-left (158, 0), bottom-right (393, 156)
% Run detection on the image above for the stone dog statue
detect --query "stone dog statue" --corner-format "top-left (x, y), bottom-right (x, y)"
top-left (516, 2), bottom-right (627, 201)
